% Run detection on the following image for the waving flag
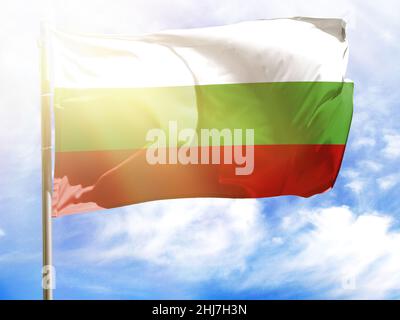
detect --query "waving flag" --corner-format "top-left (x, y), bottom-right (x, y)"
top-left (47, 18), bottom-right (353, 216)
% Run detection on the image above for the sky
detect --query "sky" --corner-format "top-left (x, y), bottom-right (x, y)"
top-left (0, 0), bottom-right (399, 299)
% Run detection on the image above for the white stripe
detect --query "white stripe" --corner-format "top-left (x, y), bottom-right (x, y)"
top-left (49, 18), bottom-right (349, 88)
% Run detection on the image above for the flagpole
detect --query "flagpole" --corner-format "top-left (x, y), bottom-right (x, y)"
top-left (40, 22), bottom-right (54, 300)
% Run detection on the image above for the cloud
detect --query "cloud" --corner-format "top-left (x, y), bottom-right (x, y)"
top-left (60, 204), bottom-right (400, 299)
top-left (345, 179), bottom-right (365, 194)
top-left (377, 174), bottom-right (400, 191)
top-left (351, 137), bottom-right (376, 150)
top-left (0, 228), bottom-right (4, 238)
top-left (358, 160), bottom-right (382, 172)
top-left (241, 206), bottom-right (400, 299)
top-left (81, 198), bottom-right (266, 279)
top-left (383, 134), bottom-right (400, 159)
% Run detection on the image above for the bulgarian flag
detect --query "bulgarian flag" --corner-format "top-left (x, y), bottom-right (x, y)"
top-left (47, 17), bottom-right (353, 217)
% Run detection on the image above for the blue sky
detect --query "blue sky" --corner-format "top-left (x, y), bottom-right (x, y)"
top-left (0, 0), bottom-right (400, 299)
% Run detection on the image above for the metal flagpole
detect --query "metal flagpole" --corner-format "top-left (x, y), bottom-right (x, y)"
top-left (40, 22), bottom-right (54, 300)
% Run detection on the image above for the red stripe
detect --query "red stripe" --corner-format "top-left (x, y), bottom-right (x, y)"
top-left (53, 145), bottom-right (346, 216)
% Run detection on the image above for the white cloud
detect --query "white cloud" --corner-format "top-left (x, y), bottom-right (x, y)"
top-left (383, 134), bottom-right (400, 159)
top-left (359, 160), bottom-right (382, 172)
top-left (352, 137), bottom-right (376, 150)
top-left (241, 206), bottom-right (400, 299)
top-left (341, 169), bottom-right (360, 179)
top-left (377, 174), bottom-right (400, 191)
top-left (84, 198), bottom-right (266, 279)
top-left (66, 204), bottom-right (400, 299)
top-left (0, 228), bottom-right (5, 238)
top-left (345, 179), bottom-right (365, 194)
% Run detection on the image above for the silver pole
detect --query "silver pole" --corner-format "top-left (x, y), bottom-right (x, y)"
top-left (40, 22), bottom-right (54, 300)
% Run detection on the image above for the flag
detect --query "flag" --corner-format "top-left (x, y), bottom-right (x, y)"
top-left (47, 17), bottom-right (353, 216)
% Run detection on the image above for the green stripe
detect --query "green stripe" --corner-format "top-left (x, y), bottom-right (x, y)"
top-left (54, 82), bottom-right (353, 152)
